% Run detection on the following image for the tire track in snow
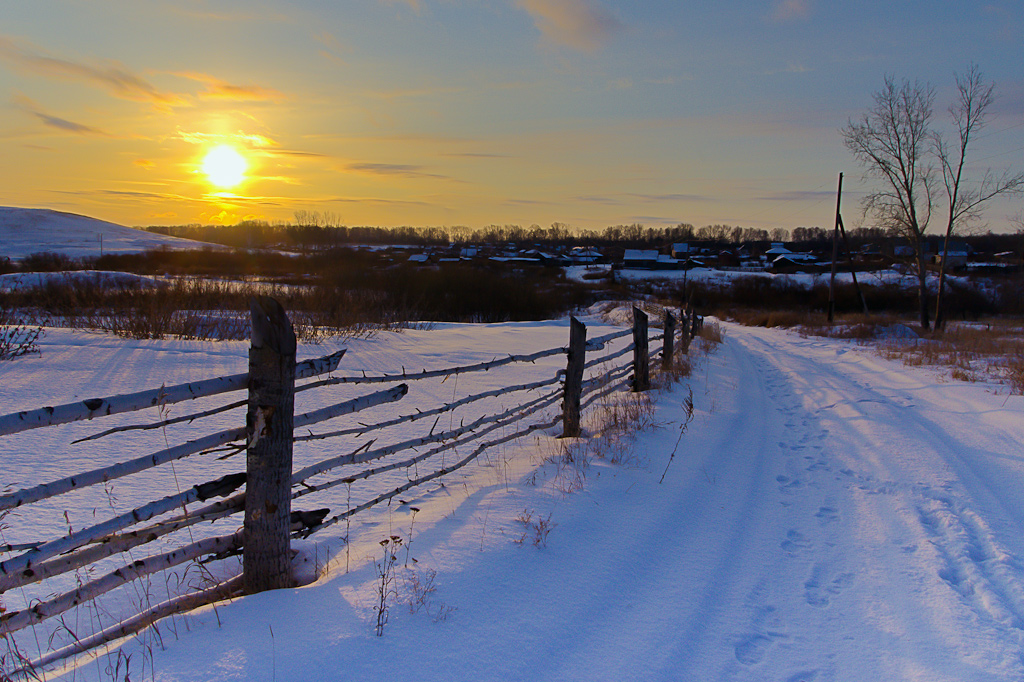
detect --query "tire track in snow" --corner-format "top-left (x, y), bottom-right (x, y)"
top-left (730, 323), bottom-right (1024, 678)
top-left (709, 331), bottom-right (850, 681)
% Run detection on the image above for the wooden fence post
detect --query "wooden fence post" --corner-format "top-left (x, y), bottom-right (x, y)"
top-left (632, 307), bottom-right (650, 392)
top-left (244, 297), bottom-right (297, 594)
top-left (662, 311), bottom-right (675, 370)
top-left (680, 306), bottom-right (691, 355)
top-left (562, 317), bottom-right (586, 437)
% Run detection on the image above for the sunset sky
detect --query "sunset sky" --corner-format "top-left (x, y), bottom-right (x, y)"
top-left (1, 1), bottom-right (1022, 232)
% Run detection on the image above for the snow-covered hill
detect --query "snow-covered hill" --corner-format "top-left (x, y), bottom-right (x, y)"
top-left (0, 207), bottom-right (216, 260)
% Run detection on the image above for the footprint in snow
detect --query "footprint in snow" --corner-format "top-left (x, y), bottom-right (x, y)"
top-left (781, 529), bottom-right (812, 555)
top-left (734, 634), bottom-right (773, 665)
top-left (805, 571), bottom-right (855, 607)
top-left (776, 475), bottom-right (804, 493)
top-left (815, 506), bottom-right (840, 523)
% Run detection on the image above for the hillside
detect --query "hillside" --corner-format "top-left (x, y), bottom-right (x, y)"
top-left (0, 207), bottom-right (217, 260)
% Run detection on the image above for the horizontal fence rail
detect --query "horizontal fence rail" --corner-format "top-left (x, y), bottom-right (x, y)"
top-left (0, 300), bottom-right (701, 674)
top-left (0, 351), bottom-right (346, 437)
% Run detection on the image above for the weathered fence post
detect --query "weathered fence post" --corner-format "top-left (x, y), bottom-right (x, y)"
top-left (662, 311), bottom-right (676, 370)
top-left (632, 307), bottom-right (650, 392)
top-left (679, 306), bottom-right (691, 355)
top-left (244, 297), bottom-right (297, 594)
top-left (562, 317), bottom-right (587, 437)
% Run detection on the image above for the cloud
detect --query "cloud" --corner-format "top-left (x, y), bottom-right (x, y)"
top-left (379, 0), bottom-right (421, 11)
top-left (175, 131), bottom-right (279, 148)
top-left (628, 193), bottom-right (710, 203)
top-left (52, 188), bottom-right (187, 201)
top-left (757, 190), bottom-right (835, 201)
top-left (0, 35), bottom-right (185, 107)
top-left (442, 152), bottom-right (511, 159)
top-left (517, 0), bottom-right (622, 52)
top-left (578, 192), bottom-right (711, 205)
top-left (13, 95), bottom-right (109, 136)
top-left (174, 72), bottom-right (287, 103)
top-left (345, 162), bottom-right (451, 180)
top-left (365, 85), bottom-right (466, 100)
top-left (328, 196), bottom-right (431, 207)
top-left (770, 0), bottom-right (813, 23)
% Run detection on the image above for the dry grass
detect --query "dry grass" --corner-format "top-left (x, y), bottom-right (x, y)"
top-left (873, 321), bottom-right (1024, 392)
top-left (698, 319), bottom-right (724, 346)
top-left (726, 306), bottom-right (1024, 395)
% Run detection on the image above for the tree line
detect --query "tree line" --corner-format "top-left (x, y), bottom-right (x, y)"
top-left (146, 217), bottom-right (826, 251)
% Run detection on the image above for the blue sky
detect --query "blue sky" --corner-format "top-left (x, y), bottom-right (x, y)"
top-left (1, 0), bottom-right (1022, 232)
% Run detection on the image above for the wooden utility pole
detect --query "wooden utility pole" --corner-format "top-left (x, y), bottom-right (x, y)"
top-left (837, 213), bottom-right (869, 315)
top-left (244, 297), bottom-right (297, 594)
top-left (828, 173), bottom-right (843, 323)
top-left (632, 307), bottom-right (650, 392)
top-left (562, 317), bottom-right (586, 438)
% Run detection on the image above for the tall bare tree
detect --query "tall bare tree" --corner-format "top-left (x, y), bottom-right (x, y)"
top-left (933, 65), bottom-right (1024, 328)
top-left (842, 76), bottom-right (936, 329)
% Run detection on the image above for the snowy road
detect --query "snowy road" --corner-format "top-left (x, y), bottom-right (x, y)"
top-left (26, 320), bottom-right (1024, 681)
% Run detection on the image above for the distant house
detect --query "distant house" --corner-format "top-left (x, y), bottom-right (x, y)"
top-left (717, 249), bottom-right (740, 267)
top-left (654, 254), bottom-right (680, 270)
top-left (764, 245), bottom-right (792, 259)
top-left (893, 245), bottom-right (915, 258)
top-left (622, 249), bottom-right (660, 269)
top-left (569, 247), bottom-right (602, 264)
top-left (407, 253), bottom-right (431, 264)
top-left (768, 253), bottom-right (821, 273)
top-left (671, 243), bottom-right (692, 259)
top-left (934, 251), bottom-right (969, 269)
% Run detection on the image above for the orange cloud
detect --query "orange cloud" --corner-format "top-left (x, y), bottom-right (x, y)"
top-left (517, 0), bottom-right (622, 52)
top-left (13, 94), bottom-right (110, 136)
top-left (175, 130), bottom-right (279, 148)
top-left (174, 72), bottom-right (288, 103)
top-left (0, 35), bottom-right (185, 107)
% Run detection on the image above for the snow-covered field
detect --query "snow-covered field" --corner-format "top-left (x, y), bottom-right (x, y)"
top-left (2, 316), bottom-right (1023, 681)
top-left (565, 264), bottom-right (956, 291)
top-left (0, 207), bottom-right (216, 260)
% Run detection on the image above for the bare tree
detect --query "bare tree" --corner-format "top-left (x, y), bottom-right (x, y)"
top-left (843, 76), bottom-right (936, 329)
top-left (932, 65), bottom-right (1024, 328)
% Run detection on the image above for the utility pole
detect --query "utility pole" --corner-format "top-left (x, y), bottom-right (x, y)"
top-left (828, 173), bottom-right (843, 324)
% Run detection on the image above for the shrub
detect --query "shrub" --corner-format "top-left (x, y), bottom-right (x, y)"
top-left (0, 305), bottom-right (43, 361)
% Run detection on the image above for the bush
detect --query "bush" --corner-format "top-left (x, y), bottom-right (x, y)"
top-left (0, 305), bottom-right (43, 361)
top-left (20, 252), bottom-right (80, 272)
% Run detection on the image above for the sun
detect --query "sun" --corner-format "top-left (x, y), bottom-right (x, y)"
top-left (201, 145), bottom-right (248, 189)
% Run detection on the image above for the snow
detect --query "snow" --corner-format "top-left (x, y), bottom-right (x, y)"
top-left (0, 270), bottom-right (162, 292)
top-left (566, 264), bottom-right (973, 297)
top-left (0, 207), bottom-right (217, 260)
top-left (2, 316), bottom-right (1024, 680)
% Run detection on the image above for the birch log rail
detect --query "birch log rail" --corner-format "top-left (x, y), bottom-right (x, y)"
top-left (0, 302), bottom-right (684, 672)
top-left (0, 350), bottom-right (345, 437)
top-left (0, 385), bottom-right (407, 513)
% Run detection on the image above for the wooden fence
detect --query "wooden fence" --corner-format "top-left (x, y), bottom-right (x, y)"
top-left (0, 300), bottom-right (699, 675)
